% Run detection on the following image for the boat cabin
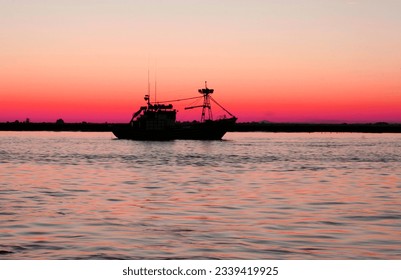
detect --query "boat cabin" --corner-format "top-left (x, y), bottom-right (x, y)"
top-left (130, 95), bottom-right (176, 130)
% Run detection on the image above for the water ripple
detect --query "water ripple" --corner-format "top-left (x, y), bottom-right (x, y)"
top-left (1, 131), bottom-right (400, 259)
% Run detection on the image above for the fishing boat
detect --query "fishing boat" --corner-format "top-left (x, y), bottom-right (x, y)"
top-left (112, 82), bottom-right (237, 140)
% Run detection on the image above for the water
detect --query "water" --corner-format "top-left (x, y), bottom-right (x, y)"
top-left (1, 131), bottom-right (400, 259)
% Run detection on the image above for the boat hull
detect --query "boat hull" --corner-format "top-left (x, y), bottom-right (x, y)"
top-left (112, 118), bottom-right (237, 141)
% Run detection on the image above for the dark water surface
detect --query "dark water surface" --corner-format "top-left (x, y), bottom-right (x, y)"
top-left (1, 131), bottom-right (400, 259)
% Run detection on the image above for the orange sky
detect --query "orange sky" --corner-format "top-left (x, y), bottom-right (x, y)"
top-left (1, 1), bottom-right (400, 123)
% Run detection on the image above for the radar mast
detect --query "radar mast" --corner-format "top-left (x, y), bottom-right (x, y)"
top-left (198, 81), bottom-right (214, 122)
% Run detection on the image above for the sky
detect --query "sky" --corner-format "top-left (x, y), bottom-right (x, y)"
top-left (1, 0), bottom-right (401, 123)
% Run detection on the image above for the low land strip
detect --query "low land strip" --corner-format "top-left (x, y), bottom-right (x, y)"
top-left (1, 122), bottom-right (400, 133)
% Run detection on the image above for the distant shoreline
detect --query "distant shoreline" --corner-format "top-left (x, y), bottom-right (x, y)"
top-left (1, 121), bottom-right (401, 133)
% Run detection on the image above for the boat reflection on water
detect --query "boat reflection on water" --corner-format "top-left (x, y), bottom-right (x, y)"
top-left (112, 82), bottom-right (237, 140)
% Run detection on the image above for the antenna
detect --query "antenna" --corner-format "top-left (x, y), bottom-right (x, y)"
top-left (147, 55), bottom-right (151, 105)
top-left (154, 61), bottom-right (157, 103)
top-left (147, 67), bottom-right (150, 97)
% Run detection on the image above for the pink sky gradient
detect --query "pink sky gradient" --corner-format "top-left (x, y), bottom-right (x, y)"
top-left (1, 1), bottom-right (400, 123)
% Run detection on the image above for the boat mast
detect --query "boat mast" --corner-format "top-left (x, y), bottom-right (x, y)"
top-left (144, 67), bottom-right (151, 106)
top-left (198, 81), bottom-right (213, 122)
top-left (184, 81), bottom-right (235, 122)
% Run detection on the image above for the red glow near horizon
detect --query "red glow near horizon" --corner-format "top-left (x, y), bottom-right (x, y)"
top-left (1, 87), bottom-right (400, 123)
top-left (1, 73), bottom-right (401, 123)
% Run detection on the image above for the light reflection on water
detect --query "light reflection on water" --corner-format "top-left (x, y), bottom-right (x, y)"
top-left (1, 131), bottom-right (401, 259)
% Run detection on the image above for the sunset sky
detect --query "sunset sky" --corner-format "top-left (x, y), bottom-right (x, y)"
top-left (1, 0), bottom-right (401, 123)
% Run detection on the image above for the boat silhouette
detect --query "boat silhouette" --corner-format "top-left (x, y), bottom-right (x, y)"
top-left (112, 82), bottom-right (237, 140)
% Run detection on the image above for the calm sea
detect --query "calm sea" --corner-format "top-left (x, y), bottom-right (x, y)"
top-left (1, 131), bottom-right (400, 259)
